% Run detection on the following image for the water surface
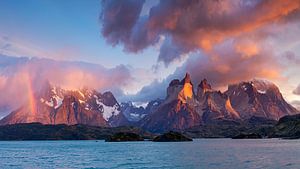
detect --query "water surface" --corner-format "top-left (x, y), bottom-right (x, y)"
top-left (0, 139), bottom-right (299, 169)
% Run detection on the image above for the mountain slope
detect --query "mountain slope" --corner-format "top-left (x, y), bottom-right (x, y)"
top-left (0, 82), bottom-right (128, 127)
top-left (140, 73), bottom-right (201, 132)
top-left (226, 79), bottom-right (298, 120)
top-left (140, 73), bottom-right (299, 132)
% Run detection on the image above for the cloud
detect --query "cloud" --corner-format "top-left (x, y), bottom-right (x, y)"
top-left (124, 79), bottom-right (169, 102)
top-left (127, 36), bottom-right (282, 101)
top-left (291, 100), bottom-right (300, 110)
top-left (99, 0), bottom-right (300, 102)
top-left (283, 51), bottom-right (300, 65)
top-left (293, 84), bottom-right (300, 95)
top-left (100, 0), bottom-right (300, 65)
top-left (0, 55), bottom-right (133, 116)
top-left (0, 35), bottom-right (84, 61)
top-left (100, 0), bottom-right (156, 52)
top-left (181, 38), bottom-right (282, 88)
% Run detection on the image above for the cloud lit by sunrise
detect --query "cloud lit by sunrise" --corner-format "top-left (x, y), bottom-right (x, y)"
top-left (0, 0), bottom-right (300, 113)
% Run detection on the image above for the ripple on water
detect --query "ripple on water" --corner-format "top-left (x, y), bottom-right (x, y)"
top-left (0, 139), bottom-right (299, 169)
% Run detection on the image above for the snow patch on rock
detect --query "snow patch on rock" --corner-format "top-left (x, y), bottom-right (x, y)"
top-left (132, 102), bottom-right (148, 108)
top-left (95, 99), bottom-right (120, 121)
top-left (257, 89), bottom-right (266, 94)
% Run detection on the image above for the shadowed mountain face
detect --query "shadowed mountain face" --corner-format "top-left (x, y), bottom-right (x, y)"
top-left (0, 82), bottom-right (128, 127)
top-left (120, 99), bottom-right (163, 122)
top-left (140, 73), bottom-right (299, 132)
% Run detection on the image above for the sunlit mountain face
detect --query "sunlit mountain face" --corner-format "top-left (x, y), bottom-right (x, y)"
top-left (0, 0), bottom-right (300, 121)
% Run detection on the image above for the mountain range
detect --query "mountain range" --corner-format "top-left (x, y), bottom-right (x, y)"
top-left (0, 73), bottom-right (299, 133)
top-left (0, 81), bottom-right (128, 127)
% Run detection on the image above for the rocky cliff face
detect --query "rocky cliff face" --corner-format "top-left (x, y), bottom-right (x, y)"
top-left (197, 78), bottom-right (212, 98)
top-left (0, 82), bottom-right (128, 126)
top-left (140, 73), bottom-right (299, 132)
top-left (140, 73), bottom-right (201, 132)
top-left (225, 79), bottom-right (298, 120)
top-left (196, 79), bottom-right (241, 123)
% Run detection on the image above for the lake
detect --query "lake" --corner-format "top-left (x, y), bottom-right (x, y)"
top-left (0, 139), bottom-right (299, 169)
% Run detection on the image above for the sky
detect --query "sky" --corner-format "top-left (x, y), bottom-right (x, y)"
top-left (0, 0), bottom-right (300, 114)
top-left (0, 0), bottom-right (158, 67)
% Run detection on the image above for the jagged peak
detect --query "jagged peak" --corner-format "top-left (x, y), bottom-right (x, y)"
top-left (251, 78), bottom-right (278, 91)
top-left (227, 78), bottom-right (279, 95)
top-left (166, 73), bottom-right (194, 103)
top-left (182, 72), bottom-right (192, 84)
top-left (169, 73), bottom-right (193, 87)
top-left (103, 91), bottom-right (115, 98)
top-left (198, 78), bottom-right (212, 90)
top-left (197, 79), bottom-right (213, 98)
top-left (169, 79), bottom-right (181, 86)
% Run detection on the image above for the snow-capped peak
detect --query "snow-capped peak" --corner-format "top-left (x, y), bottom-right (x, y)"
top-left (251, 78), bottom-right (277, 94)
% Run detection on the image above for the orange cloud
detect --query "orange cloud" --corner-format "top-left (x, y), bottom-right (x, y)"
top-left (0, 56), bottom-right (132, 115)
top-left (101, 0), bottom-right (300, 64)
top-left (235, 41), bottom-right (259, 59)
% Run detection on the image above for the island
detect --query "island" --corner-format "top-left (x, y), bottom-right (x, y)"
top-left (232, 133), bottom-right (263, 139)
top-left (105, 132), bottom-right (144, 142)
top-left (153, 131), bottom-right (193, 142)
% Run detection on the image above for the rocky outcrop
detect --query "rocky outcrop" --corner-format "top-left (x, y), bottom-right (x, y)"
top-left (201, 91), bottom-right (241, 122)
top-left (197, 79), bottom-right (212, 98)
top-left (153, 131), bottom-right (192, 142)
top-left (140, 73), bottom-right (201, 133)
top-left (270, 114), bottom-right (300, 139)
top-left (53, 94), bottom-right (108, 126)
top-left (105, 132), bottom-right (144, 142)
top-left (232, 133), bottom-right (263, 139)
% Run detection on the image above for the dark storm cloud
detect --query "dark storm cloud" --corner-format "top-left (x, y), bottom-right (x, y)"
top-left (101, 0), bottom-right (300, 65)
top-left (100, 0), bottom-right (154, 52)
top-left (100, 0), bottom-right (300, 102)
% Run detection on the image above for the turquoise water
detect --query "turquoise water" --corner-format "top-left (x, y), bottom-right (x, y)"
top-left (0, 139), bottom-right (299, 169)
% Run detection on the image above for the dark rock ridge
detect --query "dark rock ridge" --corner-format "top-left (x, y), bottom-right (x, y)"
top-left (105, 132), bottom-right (144, 142)
top-left (0, 123), bottom-right (153, 140)
top-left (140, 73), bottom-right (299, 132)
top-left (184, 117), bottom-right (276, 138)
top-left (269, 114), bottom-right (300, 139)
top-left (0, 114), bottom-right (299, 140)
top-left (232, 133), bottom-right (263, 139)
top-left (153, 131), bottom-right (192, 142)
top-left (184, 115), bottom-right (300, 139)
top-left (0, 82), bottom-right (128, 127)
